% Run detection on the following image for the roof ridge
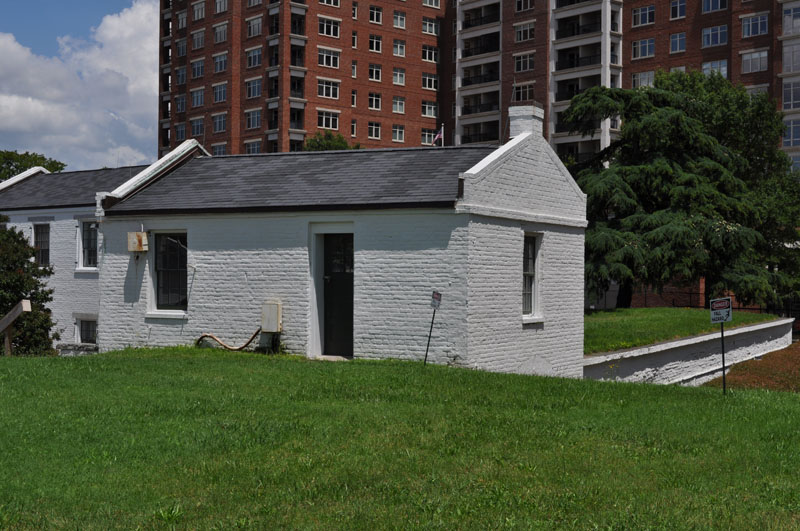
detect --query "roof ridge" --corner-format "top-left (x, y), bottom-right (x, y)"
top-left (204, 145), bottom-right (497, 160)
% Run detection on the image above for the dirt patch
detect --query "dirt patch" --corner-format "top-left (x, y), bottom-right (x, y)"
top-left (704, 341), bottom-right (800, 392)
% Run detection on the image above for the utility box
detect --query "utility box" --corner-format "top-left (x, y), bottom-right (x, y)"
top-left (261, 300), bottom-right (282, 333)
top-left (127, 232), bottom-right (149, 252)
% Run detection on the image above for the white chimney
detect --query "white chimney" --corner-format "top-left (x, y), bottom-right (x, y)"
top-left (509, 103), bottom-right (544, 138)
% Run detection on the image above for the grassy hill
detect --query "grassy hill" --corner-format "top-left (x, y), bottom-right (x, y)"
top-left (1, 348), bottom-right (799, 528)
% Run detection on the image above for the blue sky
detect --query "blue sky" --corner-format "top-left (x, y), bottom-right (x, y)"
top-left (0, 0), bottom-right (158, 170)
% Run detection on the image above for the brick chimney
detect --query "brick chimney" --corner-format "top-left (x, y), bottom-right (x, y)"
top-left (508, 103), bottom-right (544, 138)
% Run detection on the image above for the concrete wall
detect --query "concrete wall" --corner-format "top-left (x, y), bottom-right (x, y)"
top-left (4, 207), bottom-right (101, 344)
top-left (583, 318), bottom-right (795, 385)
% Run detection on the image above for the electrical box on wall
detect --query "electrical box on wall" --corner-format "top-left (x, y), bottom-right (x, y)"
top-left (262, 300), bottom-right (282, 333)
top-left (127, 232), bottom-right (149, 252)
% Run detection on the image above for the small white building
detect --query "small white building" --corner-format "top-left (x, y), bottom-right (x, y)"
top-left (97, 106), bottom-right (588, 377)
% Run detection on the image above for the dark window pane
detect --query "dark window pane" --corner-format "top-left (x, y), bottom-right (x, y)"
top-left (156, 233), bottom-right (188, 310)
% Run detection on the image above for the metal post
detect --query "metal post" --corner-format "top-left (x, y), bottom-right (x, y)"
top-left (424, 309), bottom-right (436, 366)
top-left (721, 323), bottom-right (726, 395)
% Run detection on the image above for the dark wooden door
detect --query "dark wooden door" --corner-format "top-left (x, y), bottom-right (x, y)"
top-left (324, 234), bottom-right (353, 356)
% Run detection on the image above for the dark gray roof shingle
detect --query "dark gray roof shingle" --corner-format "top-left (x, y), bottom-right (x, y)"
top-left (106, 146), bottom-right (495, 215)
top-left (0, 166), bottom-right (149, 211)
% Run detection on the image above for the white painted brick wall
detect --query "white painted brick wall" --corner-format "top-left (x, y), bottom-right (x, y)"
top-left (4, 208), bottom-right (101, 343)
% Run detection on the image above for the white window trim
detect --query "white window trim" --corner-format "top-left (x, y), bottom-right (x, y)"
top-left (521, 232), bottom-right (544, 323)
top-left (146, 230), bottom-right (190, 320)
top-left (75, 219), bottom-right (99, 272)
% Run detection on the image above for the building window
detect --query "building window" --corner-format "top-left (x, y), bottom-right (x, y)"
top-left (193, 1), bottom-right (205, 20)
top-left (155, 233), bottom-right (187, 311)
top-left (702, 0), bottom-right (726, 13)
top-left (368, 92), bottom-right (381, 110)
top-left (369, 63), bottom-right (381, 81)
top-left (351, 119), bottom-right (357, 136)
top-left (785, 7), bottom-right (800, 36)
top-left (421, 128), bottom-right (437, 145)
top-left (368, 121), bottom-right (381, 139)
top-left (742, 15), bottom-right (768, 38)
top-left (191, 88), bottom-right (204, 107)
top-left (670, 33), bottom-right (685, 53)
top-left (248, 0), bottom-right (263, 5)
top-left (369, 5), bottom-right (382, 24)
top-left (245, 141), bottom-right (262, 154)
top-left (318, 79), bottom-right (340, 99)
top-left (422, 45), bottom-right (438, 63)
top-left (632, 6), bottom-right (655, 27)
top-left (421, 101), bottom-right (437, 118)
top-left (177, 10), bottom-right (187, 29)
top-left (245, 109), bottom-right (261, 129)
top-left (422, 17), bottom-right (439, 35)
top-left (247, 17), bottom-right (262, 37)
top-left (513, 84), bottom-right (534, 102)
top-left (175, 67), bottom-right (186, 85)
top-left (191, 59), bottom-right (204, 78)
top-left (175, 123), bottom-right (186, 141)
top-left (211, 144), bottom-right (226, 156)
top-left (632, 38), bottom-right (655, 59)
top-left (392, 124), bottom-right (404, 142)
top-left (785, 119), bottom-right (800, 146)
top-left (175, 94), bottom-right (186, 113)
top-left (394, 11), bottom-right (405, 28)
top-left (393, 39), bottom-right (405, 56)
top-left (79, 320), bottom-right (97, 344)
top-left (785, 43), bottom-right (800, 73)
top-left (320, 0), bottom-right (340, 5)
top-left (214, 83), bottom-right (227, 102)
top-left (215, 0), bottom-right (228, 13)
top-left (516, 0), bottom-right (533, 12)
top-left (515, 52), bottom-right (534, 72)
top-left (212, 113), bottom-right (226, 133)
top-left (351, 89), bottom-right (357, 106)
top-left (392, 95), bottom-right (405, 114)
top-left (245, 78), bottom-right (262, 98)
top-left (393, 67), bottom-right (405, 85)
top-left (317, 110), bottom-right (339, 130)
top-left (214, 53), bottom-right (227, 72)
top-left (785, 81), bottom-right (800, 110)
top-left (702, 25), bottom-right (728, 47)
top-left (352, 31), bottom-right (358, 48)
top-left (319, 17), bottom-right (340, 38)
top-left (515, 22), bottom-right (534, 42)
top-left (422, 72), bottom-right (438, 90)
top-left (177, 39), bottom-right (187, 56)
top-left (246, 48), bottom-right (262, 68)
top-left (352, 2), bottom-right (358, 19)
top-left (702, 60), bottom-right (728, 78)
top-left (742, 51), bottom-right (768, 74)
top-left (318, 48), bottom-right (341, 68)
top-left (370, 34), bottom-right (382, 53)
top-left (670, 0), bottom-right (685, 19)
top-left (80, 222), bottom-right (98, 268)
top-left (214, 23), bottom-right (228, 43)
top-left (191, 118), bottom-right (204, 136)
top-left (632, 71), bottom-right (655, 88)
top-left (422, 0), bottom-right (440, 8)
top-left (351, 60), bottom-right (357, 77)
top-left (522, 235), bottom-right (538, 316)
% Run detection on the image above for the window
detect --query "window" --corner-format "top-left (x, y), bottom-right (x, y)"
top-left (318, 79), bottom-right (340, 98)
top-left (422, 0), bottom-right (440, 8)
top-left (211, 144), bottom-right (226, 156)
top-left (392, 124), bottom-right (404, 142)
top-left (393, 39), bottom-right (405, 57)
top-left (422, 101), bottom-right (437, 118)
top-left (175, 123), bottom-right (186, 141)
top-left (193, 1), bottom-right (205, 20)
top-left (177, 39), bottom-right (187, 57)
top-left (368, 92), bottom-right (381, 110)
top-left (368, 121), bottom-right (381, 139)
top-left (214, 53), bottom-right (227, 72)
top-left (670, 0), bottom-right (685, 19)
top-left (670, 33), bottom-right (685, 53)
top-left (245, 78), bottom-right (261, 98)
top-left (191, 88), bottom-right (204, 107)
top-left (352, 2), bottom-right (358, 19)
top-left (369, 5), bottom-right (382, 24)
top-left (248, 0), bottom-right (263, 6)
top-left (351, 119), bottom-right (357, 137)
top-left (175, 67), bottom-right (186, 85)
top-left (246, 47), bottom-right (262, 68)
top-left (214, 83), bottom-right (227, 102)
top-left (79, 320), bottom-right (97, 344)
top-left (742, 15), bottom-right (768, 38)
top-left (785, 119), bottom-right (800, 147)
top-left (352, 31), bottom-right (358, 47)
top-left (785, 81), bottom-right (800, 110)
top-left (214, 23), bottom-right (228, 43)
top-left (632, 6), bottom-right (655, 27)
top-left (394, 11), bottom-right (405, 29)
top-left (244, 109), bottom-right (261, 129)
top-left (515, 22), bottom-right (534, 42)
top-left (522, 235), bottom-right (538, 316)
top-left (421, 128), bottom-right (437, 145)
top-left (155, 233), bottom-right (187, 311)
top-left (742, 50), bottom-right (767, 74)
top-left (702, 60), bottom-right (728, 78)
top-left (192, 59), bottom-right (204, 78)
top-left (392, 96), bottom-right (405, 114)
top-left (191, 118), bottom-right (204, 136)
top-left (632, 71), bottom-right (655, 88)
top-left (80, 222), bottom-right (98, 268)
top-left (212, 113), bottom-right (226, 133)
top-left (632, 38), bottom-right (655, 59)
top-left (513, 84), bottom-right (534, 101)
top-left (317, 110), bottom-right (339, 129)
top-left (351, 60), bottom-right (357, 77)
top-left (320, 0), bottom-right (340, 5)
top-left (215, 0), bottom-right (228, 13)
top-left (318, 48), bottom-right (341, 68)
top-left (319, 17), bottom-right (340, 38)
top-left (785, 7), bottom-right (800, 36)
top-left (370, 34), bottom-right (382, 52)
top-left (245, 141), bottom-right (261, 154)
top-left (515, 52), bottom-right (534, 72)
top-left (702, 0), bottom-right (726, 13)
top-left (369, 63), bottom-right (381, 81)
top-left (393, 67), bottom-right (405, 85)
top-left (422, 17), bottom-right (439, 35)
top-left (422, 72), bottom-right (438, 90)
top-left (247, 17), bottom-right (262, 38)
top-left (516, 0), bottom-right (533, 11)
top-left (785, 43), bottom-right (800, 73)
top-left (175, 95), bottom-right (186, 113)
top-left (351, 89), bottom-right (357, 106)
top-left (422, 45), bottom-right (438, 63)
top-left (177, 10), bottom-right (187, 29)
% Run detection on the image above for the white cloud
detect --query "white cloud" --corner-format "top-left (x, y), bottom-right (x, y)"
top-left (0, 0), bottom-right (158, 171)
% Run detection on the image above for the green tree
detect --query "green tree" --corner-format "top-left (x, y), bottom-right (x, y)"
top-left (303, 131), bottom-right (361, 151)
top-left (0, 215), bottom-right (58, 355)
top-left (0, 151), bottom-right (66, 182)
top-left (564, 70), bottom-right (800, 307)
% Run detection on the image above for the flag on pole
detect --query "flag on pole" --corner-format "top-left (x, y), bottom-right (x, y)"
top-left (432, 124), bottom-right (444, 147)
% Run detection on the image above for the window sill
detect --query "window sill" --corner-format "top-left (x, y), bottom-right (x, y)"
top-left (145, 310), bottom-right (188, 320)
top-left (74, 267), bottom-right (99, 274)
top-left (522, 315), bottom-right (544, 325)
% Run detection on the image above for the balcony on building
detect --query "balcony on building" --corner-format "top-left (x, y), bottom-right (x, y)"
top-left (461, 62), bottom-right (500, 87)
top-left (555, 14), bottom-right (602, 40)
top-left (555, 75), bottom-right (600, 102)
top-left (462, 91), bottom-right (500, 116)
top-left (555, 0), bottom-right (600, 9)
top-left (462, 33), bottom-right (500, 59)
top-left (290, 77), bottom-right (304, 99)
top-left (290, 45), bottom-right (305, 67)
top-left (462, 3), bottom-right (500, 31)
top-left (555, 44), bottom-right (602, 71)
top-left (462, 121), bottom-right (500, 144)
top-left (291, 14), bottom-right (305, 36)
top-left (556, 140), bottom-right (601, 164)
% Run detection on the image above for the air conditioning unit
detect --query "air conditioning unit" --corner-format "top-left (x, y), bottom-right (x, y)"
top-left (261, 300), bottom-right (282, 333)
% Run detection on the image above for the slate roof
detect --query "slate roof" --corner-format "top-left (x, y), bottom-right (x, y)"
top-left (0, 166), bottom-right (149, 211)
top-left (106, 146), bottom-right (496, 215)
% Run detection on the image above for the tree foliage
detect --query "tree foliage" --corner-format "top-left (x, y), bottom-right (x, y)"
top-left (564, 71), bottom-right (800, 307)
top-left (0, 151), bottom-right (66, 182)
top-left (0, 215), bottom-right (58, 355)
top-left (303, 131), bottom-right (361, 151)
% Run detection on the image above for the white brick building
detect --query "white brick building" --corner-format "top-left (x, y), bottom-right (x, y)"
top-left (97, 106), bottom-right (588, 377)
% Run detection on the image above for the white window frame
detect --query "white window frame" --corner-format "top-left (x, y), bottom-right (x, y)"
top-left (702, 0), bottom-right (727, 14)
top-left (515, 21), bottom-right (534, 43)
top-left (368, 92), bottom-right (382, 110)
top-left (393, 67), bottom-right (405, 85)
top-left (670, 33), bottom-right (685, 54)
top-left (422, 17), bottom-right (439, 36)
top-left (317, 78), bottom-right (341, 99)
top-left (392, 96), bottom-right (405, 114)
top-left (742, 14), bottom-right (768, 38)
top-left (393, 39), bottom-right (405, 57)
top-left (368, 121), bottom-right (381, 139)
top-left (392, 124), bottom-right (405, 143)
top-left (670, 0), bottom-right (685, 19)
top-left (632, 38), bottom-right (655, 59)
top-left (394, 11), bottom-right (406, 29)
top-left (318, 16), bottom-right (341, 38)
top-left (368, 63), bottom-right (381, 81)
top-left (317, 109), bottom-right (340, 130)
top-left (702, 25), bottom-right (728, 48)
top-left (702, 59), bottom-right (728, 78)
top-left (422, 45), bottom-right (438, 63)
top-left (632, 5), bottom-right (655, 27)
top-left (514, 51), bottom-right (534, 72)
top-left (369, 5), bottom-right (383, 24)
top-left (522, 233), bottom-right (543, 322)
top-left (76, 220), bottom-right (99, 271)
top-left (741, 50), bottom-right (767, 74)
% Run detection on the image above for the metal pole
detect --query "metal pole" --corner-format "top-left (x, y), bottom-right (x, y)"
top-left (721, 322), bottom-right (726, 395)
top-left (424, 309), bottom-right (436, 366)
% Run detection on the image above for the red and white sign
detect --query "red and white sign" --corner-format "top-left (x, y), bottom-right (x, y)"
top-left (710, 297), bottom-right (732, 324)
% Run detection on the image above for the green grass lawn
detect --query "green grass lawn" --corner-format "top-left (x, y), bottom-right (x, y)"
top-left (585, 307), bottom-right (779, 354)
top-left (2, 348), bottom-right (800, 529)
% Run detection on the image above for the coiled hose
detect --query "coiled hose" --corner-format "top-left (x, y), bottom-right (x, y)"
top-left (195, 327), bottom-right (262, 351)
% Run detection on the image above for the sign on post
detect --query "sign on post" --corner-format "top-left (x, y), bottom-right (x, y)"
top-left (425, 291), bottom-right (442, 365)
top-left (431, 291), bottom-right (442, 309)
top-left (710, 297), bottom-right (732, 324)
